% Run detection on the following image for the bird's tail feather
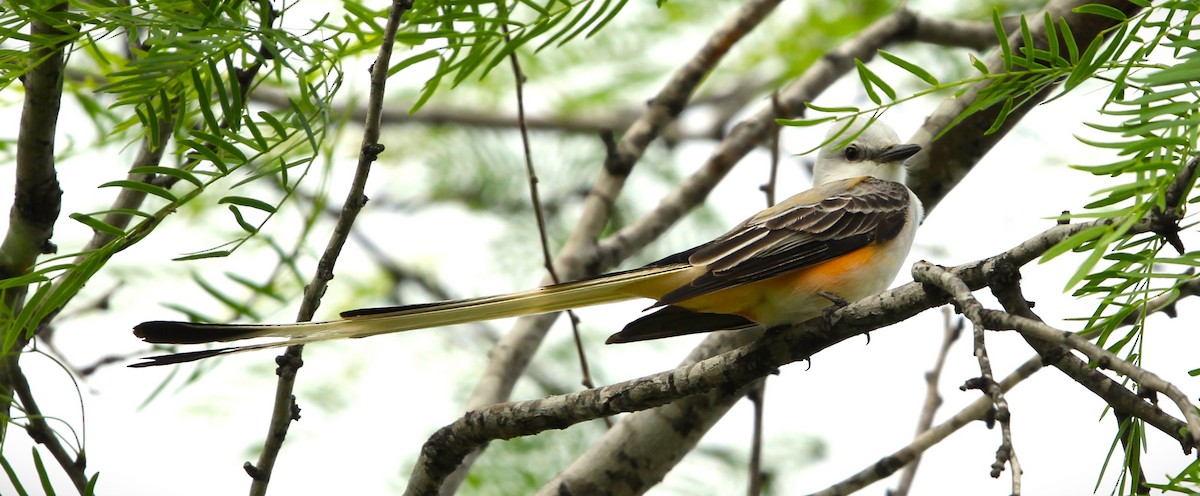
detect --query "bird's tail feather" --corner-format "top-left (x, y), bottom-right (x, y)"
top-left (132, 265), bottom-right (687, 366)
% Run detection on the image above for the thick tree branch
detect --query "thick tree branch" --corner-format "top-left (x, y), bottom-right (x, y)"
top-left (910, 15), bottom-right (1022, 51)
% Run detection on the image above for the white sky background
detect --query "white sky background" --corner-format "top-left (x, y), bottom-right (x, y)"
top-left (2, 0), bottom-right (1199, 495)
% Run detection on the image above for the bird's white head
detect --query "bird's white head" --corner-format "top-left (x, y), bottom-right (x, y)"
top-left (812, 119), bottom-right (920, 186)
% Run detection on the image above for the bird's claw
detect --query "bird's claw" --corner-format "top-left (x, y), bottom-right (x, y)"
top-left (818, 291), bottom-right (849, 328)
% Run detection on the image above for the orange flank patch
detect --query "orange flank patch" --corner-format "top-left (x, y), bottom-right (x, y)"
top-left (665, 244), bottom-right (882, 322)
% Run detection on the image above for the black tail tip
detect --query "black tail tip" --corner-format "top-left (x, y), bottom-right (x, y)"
top-left (129, 347), bottom-right (239, 367)
top-left (133, 320), bottom-right (256, 345)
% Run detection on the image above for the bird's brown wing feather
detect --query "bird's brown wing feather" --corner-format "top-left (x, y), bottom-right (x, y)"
top-left (654, 177), bottom-right (911, 307)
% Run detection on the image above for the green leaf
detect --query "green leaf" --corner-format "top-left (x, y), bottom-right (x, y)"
top-left (243, 115), bottom-right (269, 151)
top-left (84, 472), bottom-right (99, 496)
top-left (388, 50), bottom-right (440, 77)
top-left (99, 180), bottom-right (179, 203)
top-left (1044, 12), bottom-right (1061, 67)
top-left (853, 58), bottom-right (894, 104)
top-left (1065, 32), bottom-right (1106, 90)
top-left (1065, 219), bottom-right (1136, 291)
top-left (777, 116), bottom-right (836, 127)
top-left (587, 0), bottom-right (630, 38)
top-left (986, 97), bottom-right (1015, 134)
top-left (32, 448), bottom-right (54, 496)
top-left (1042, 224), bottom-right (1109, 262)
top-left (1059, 18), bottom-right (1079, 63)
top-left (178, 138), bottom-right (230, 174)
top-left (70, 213), bottom-right (125, 238)
top-left (969, 54), bottom-right (990, 75)
top-left (173, 250), bottom-right (233, 262)
top-left (210, 59), bottom-right (233, 130)
top-left (129, 166), bottom-right (204, 188)
top-left (993, 9), bottom-right (1012, 71)
top-left (877, 49), bottom-right (939, 85)
top-left (1139, 59), bottom-right (1200, 86)
top-left (190, 130), bottom-right (249, 163)
top-left (1073, 3), bottom-right (1128, 21)
top-left (193, 272), bottom-right (258, 318)
top-left (191, 67), bottom-right (220, 132)
top-left (804, 102), bottom-right (860, 114)
top-left (227, 205), bottom-right (258, 233)
top-left (219, 196), bottom-right (277, 213)
top-left (1020, 15), bottom-right (1037, 69)
top-left (225, 272), bottom-right (286, 302)
top-left (0, 454), bottom-right (31, 496)
top-left (257, 110), bottom-right (286, 136)
top-left (288, 98), bottom-right (320, 152)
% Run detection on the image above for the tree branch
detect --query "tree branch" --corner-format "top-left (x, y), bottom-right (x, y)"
top-left (981, 309), bottom-right (1200, 452)
top-left (891, 307), bottom-right (962, 496)
top-left (989, 277), bottom-right (1194, 457)
top-left (11, 361), bottom-right (88, 493)
top-left (915, 260), bottom-right (1199, 453)
top-left (1, 0), bottom-right (67, 481)
top-left (912, 262), bottom-right (1022, 491)
top-left (246, 1), bottom-right (414, 494)
top-left (811, 356), bottom-right (1045, 496)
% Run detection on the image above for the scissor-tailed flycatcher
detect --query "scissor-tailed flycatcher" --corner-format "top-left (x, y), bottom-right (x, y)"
top-left (132, 119), bottom-right (922, 367)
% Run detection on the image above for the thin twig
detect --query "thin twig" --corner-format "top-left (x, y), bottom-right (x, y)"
top-left (245, 1), bottom-right (414, 495)
top-left (746, 91), bottom-right (782, 496)
top-left (979, 309), bottom-right (1200, 453)
top-left (10, 361), bottom-right (89, 493)
top-left (747, 378), bottom-right (767, 496)
top-left (497, 5), bottom-right (602, 402)
top-left (989, 274), bottom-right (1193, 460)
top-left (760, 91), bottom-right (782, 207)
top-left (891, 307), bottom-right (962, 496)
top-left (911, 262), bottom-right (1020, 492)
top-left (811, 356), bottom-right (1045, 496)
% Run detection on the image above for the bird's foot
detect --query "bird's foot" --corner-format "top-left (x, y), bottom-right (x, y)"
top-left (817, 291), bottom-right (849, 327)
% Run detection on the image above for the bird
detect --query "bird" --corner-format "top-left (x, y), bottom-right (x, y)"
top-left (131, 118), bottom-right (923, 367)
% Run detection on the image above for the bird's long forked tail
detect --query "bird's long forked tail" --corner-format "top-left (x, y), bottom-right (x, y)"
top-left (131, 265), bottom-right (689, 367)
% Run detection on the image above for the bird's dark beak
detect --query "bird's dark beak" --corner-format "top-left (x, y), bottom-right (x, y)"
top-left (876, 144), bottom-right (921, 163)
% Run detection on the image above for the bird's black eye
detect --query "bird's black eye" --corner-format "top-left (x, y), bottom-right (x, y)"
top-left (843, 144), bottom-right (861, 161)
